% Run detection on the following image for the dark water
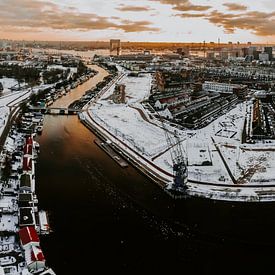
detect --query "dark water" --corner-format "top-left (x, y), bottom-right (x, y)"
top-left (35, 68), bottom-right (275, 274)
top-left (36, 115), bottom-right (275, 274)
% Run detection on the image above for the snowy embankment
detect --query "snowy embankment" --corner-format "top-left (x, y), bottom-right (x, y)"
top-left (82, 111), bottom-right (173, 185)
top-left (84, 72), bottom-right (175, 184)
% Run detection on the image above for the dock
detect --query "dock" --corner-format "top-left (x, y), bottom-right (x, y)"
top-left (94, 138), bottom-right (128, 168)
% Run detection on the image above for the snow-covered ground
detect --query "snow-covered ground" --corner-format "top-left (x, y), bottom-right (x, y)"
top-left (0, 236), bottom-right (17, 255)
top-left (0, 82), bottom-right (56, 137)
top-left (0, 78), bottom-right (19, 95)
top-left (100, 73), bottom-right (152, 103)
top-left (0, 106), bottom-right (9, 135)
top-left (119, 74), bottom-right (152, 103)
top-left (0, 197), bottom-right (18, 213)
top-left (0, 90), bottom-right (31, 136)
top-left (92, 105), bottom-right (167, 157)
top-left (90, 73), bottom-right (168, 157)
top-left (0, 215), bottom-right (18, 232)
top-left (84, 68), bottom-right (275, 201)
top-left (89, 72), bottom-right (244, 181)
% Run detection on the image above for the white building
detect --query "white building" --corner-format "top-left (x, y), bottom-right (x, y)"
top-left (202, 81), bottom-right (244, 95)
top-left (259, 53), bottom-right (269, 62)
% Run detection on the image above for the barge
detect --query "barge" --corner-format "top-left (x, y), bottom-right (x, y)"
top-left (94, 138), bottom-right (128, 168)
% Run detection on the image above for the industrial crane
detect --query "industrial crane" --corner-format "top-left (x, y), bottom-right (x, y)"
top-left (161, 119), bottom-right (188, 192)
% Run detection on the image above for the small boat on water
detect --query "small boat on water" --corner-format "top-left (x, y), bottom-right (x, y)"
top-left (33, 141), bottom-right (40, 154)
top-left (36, 125), bottom-right (43, 134)
top-left (38, 210), bottom-right (51, 235)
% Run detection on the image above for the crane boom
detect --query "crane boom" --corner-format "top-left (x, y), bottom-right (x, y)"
top-left (161, 119), bottom-right (188, 192)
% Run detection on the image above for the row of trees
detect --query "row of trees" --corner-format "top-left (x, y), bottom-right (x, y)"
top-left (43, 68), bottom-right (67, 84)
top-left (0, 64), bottom-right (41, 85)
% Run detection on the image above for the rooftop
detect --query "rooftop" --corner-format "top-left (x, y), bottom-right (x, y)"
top-left (19, 226), bottom-right (40, 246)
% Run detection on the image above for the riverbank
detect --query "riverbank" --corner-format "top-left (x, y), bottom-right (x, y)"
top-left (0, 121), bottom-right (56, 274)
top-left (0, 61), bottom-right (106, 274)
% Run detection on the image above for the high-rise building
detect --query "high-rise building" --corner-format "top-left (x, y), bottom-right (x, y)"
top-left (259, 52), bottom-right (269, 62)
top-left (248, 46), bottom-right (257, 56)
top-left (242, 47), bottom-right (249, 57)
top-left (110, 39), bottom-right (121, 56)
top-left (176, 47), bottom-right (190, 57)
top-left (264, 47), bottom-right (273, 61)
top-left (253, 50), bottom-right (261, 60)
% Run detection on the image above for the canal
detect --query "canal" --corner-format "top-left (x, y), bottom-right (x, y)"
top-left (36, 65), bottom-right (275, 274)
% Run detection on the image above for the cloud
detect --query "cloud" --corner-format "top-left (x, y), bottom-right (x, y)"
top-left (176, 13), bottom-right (205, 18)
top-left (1, 0), bottom-right (274, 40)
top-left (223, 3), bottom-right (248, 11)
top-left (162, 0), bottom-right (275, 37)
top-left (206, 10), bottom-right (275, 36)
top-left (119, 20), bottom-right (160, 32)
top-left (117, 5), bottom-right (152, 12)
top-left (151, 0), bottom-right (211, 11)
top-left (0, 0), bottom-right (159, 33)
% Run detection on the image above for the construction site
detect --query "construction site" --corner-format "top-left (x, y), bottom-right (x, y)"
top-left (77, 63), bottom-right (275, 202)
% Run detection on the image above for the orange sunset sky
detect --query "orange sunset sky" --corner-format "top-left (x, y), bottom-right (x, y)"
top-left (0, 0), bottom-right (275, 42)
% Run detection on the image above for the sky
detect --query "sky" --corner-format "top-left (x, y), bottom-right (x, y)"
top-left (0, 0), bottom-right (275, 43)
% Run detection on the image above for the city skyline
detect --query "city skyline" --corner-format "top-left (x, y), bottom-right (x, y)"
top-left (0, 0), bottom-right (275, 43)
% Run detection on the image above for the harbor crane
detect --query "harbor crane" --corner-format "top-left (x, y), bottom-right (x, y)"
top-left (161, 119), bottom-right (188, 192)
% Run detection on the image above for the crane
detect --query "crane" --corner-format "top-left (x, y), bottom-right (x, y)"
top-left (161, 119), bottom-right (188, 192)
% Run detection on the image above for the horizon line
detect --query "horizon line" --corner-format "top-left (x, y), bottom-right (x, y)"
top-left (1, 39), bottom-right (275, 45)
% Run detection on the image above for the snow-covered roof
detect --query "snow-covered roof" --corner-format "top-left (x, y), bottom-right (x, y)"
top-left (31, 246), bottom-right (45, 262)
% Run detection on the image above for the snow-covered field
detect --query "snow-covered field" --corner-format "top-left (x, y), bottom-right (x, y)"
top-left (120, 74), bottom-right (152, 103)
top-left (84, 69), bottom-right (275, 201)
top-left (101, 73), bottom-right (152, 103)
top-left (91, 105), bottom-right (167, 157)
top-left (90, 73), bottom-right (168, 157)
top-left (0, 78), bottom-right (18, 95)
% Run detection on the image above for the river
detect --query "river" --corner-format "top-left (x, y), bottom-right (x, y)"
top-left (36, 65), bottom-right (275, 274)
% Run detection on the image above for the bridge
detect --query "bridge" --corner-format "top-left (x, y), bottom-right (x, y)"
top-left (29, 106), bottom-right (83, 115)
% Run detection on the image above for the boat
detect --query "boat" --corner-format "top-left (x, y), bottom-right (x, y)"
top-left (33, 141), bottom-right (40, 154)
top-left (94, 138), bottom-right (128, 168)
top-left (36, 125), bottom-right (43, 134)
top-left (38, 210), bottom-right (51, 235)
